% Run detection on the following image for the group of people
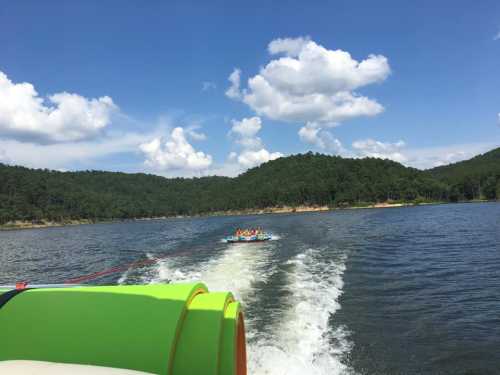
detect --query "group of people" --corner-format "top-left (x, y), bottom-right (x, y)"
top-left (235, 228), bottom-right (264, 237)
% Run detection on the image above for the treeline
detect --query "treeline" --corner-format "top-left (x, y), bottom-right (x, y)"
top-left (0, 147), bottom-right (499, 224)
top-left (426, 147), bottom-right (500, 201)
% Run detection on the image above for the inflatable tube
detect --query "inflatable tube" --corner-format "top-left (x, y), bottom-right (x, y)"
top-left (224, 233), bottom-right (272, 243)
top-left (0, 283), bottom-right (246, 375)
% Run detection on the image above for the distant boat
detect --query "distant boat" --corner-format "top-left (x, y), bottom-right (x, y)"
top-left (224, 233), bottom-right (272, 243)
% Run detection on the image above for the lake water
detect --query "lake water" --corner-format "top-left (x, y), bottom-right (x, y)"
top-left (1, 202), bottom-right (499, 374)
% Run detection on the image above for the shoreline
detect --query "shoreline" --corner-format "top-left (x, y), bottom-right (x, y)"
top-left (0, 219), bottom-right (97, 231)
top-left (1, 200), bottom-right (494, 231)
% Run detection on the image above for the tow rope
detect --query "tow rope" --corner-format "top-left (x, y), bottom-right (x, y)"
top-left (64, 248), bottom-right (201, 284)
top-left (64, 258), bottom-right (157, 284)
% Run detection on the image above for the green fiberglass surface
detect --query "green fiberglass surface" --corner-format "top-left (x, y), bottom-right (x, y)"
top-left (0, 283), bottom-right (246, 375)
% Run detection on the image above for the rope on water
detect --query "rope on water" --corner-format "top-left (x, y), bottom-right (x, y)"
top-left (64, 247), bottom-right (205, 284)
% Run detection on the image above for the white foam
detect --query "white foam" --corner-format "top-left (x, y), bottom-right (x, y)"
top-left (136, 245), bottom-right (353, 374)
top-left (247, 249), bottom-right (353, 375)
top-left (118, 253), bottom-right (155, 285)
top-left (150, 242), bottom-right (274, 306)
top-left (117, 269), bottom-right (130, 285)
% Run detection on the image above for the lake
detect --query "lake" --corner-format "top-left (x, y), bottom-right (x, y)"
top-left (1, 202), bottom-right (499, 375)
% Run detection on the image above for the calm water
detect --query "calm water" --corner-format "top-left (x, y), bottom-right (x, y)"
top-left (1, 202), bottom-right (499, 375)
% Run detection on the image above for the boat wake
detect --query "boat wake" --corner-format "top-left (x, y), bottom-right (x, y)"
top-left (118, 244), bottom-right (353, 374)
top-left (147, 242), bottom-right (274, 306)
top-left (247, 248), bottom-right (353, 375)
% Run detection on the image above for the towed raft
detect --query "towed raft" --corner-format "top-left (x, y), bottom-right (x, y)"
top-left (0, 283), bottom-right (246, 375)
top-left (225, 233), bottom-right (272, 243)
top-left (224, 228), bottom-right (272, 243)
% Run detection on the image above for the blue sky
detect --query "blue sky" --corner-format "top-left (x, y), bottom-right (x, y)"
top-left (0, 0), bottom-right (499, 176)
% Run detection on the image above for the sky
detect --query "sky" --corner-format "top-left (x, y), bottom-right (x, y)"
top-left (1, 0), bottom-right (499, 177)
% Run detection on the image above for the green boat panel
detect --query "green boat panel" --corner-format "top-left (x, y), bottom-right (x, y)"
top-left (172, 292), bottom-right (232, 375)
top-left (0, 283), bottom-right (246, 375)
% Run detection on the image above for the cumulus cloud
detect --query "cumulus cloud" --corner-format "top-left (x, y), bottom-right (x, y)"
top-left (228, 117), bottom-right (282, 169)
top-left (0, 71), bottom-right (117, 144)
top-left (298, 124), bottom-right (321, 145)
top-left (237, 149), bottom-right (283, 168)
top-left (0, 71), bottom-right (213, 175)
top-left (225, 68), bottom-right (242, 100)
top-left (494, 31), bottom-right (500, 41)
top-left (268, 36), bottom-right (311, 56)
top-left (226, 37), bottom-right (390, 129)
top-left (349, 139), bottom-right (499, 169)
top-left (352, 138), bottom-right (407, 163)
top-left (403, 143), bottom-right (496, 169)
top-left (298, 122), bottom-right (344, 154)
top-left (230, 116), bottom-right (262, 138)
top-left (140, 127), bottom-right (212, 171)
top-left (229, 116), bottom-right (263, 149)
top-left (185, 126), bottom-right (207, 141)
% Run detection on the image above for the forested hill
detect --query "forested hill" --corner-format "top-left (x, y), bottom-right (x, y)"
top-left (1, 148), bottom-right (499, 224)
top-left (426, 147), bottom-right (500, 200)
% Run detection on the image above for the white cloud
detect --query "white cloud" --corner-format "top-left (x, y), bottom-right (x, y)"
top-left (268, 36), bottom-right (311, 56)
top-left (298, 124), bottom-right (321, 145)
top-left (229, 116), bottom-right (263, 149)
top-left (352, 138), bottom-right (407, 163)
top-left (298, 123), bottom-right (344, 154)
top-left (349, 139), bottom-right (499, 169)
top-left (429, 151), bottom-right (468, 167)
top-left (227, 37), bottom-right (390, 128)
top-left (0, 118), bottom-right (212, 174)
top-left (185, 126), bottom-right (207, 141)
top-left (140, 127), bottom-right (212, 172)
top-left (0, 131), bottom-right (151, 170)
top-left (201, 81), bottom-right (216, 92)
top-left (403, 142), bottom-right (496, 169)
top-left (0, 70), bottom-right (213, 176)
top-left (228, 151), bottom-right (238, 161)
top-left (230, 116), bottom-right (261, 138)
top-left (0, 71), bottom-right (117, 144)
top-left (225, 68), bottom-right (242, 100)
top-left (263, 40), bottom-right (389, 95)
top-left (228, 116), bottom-right (282, 169)
top-left (494, 31), bottom-right (500, 41)
top-left (237, 149), bottom-right (283, 168)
